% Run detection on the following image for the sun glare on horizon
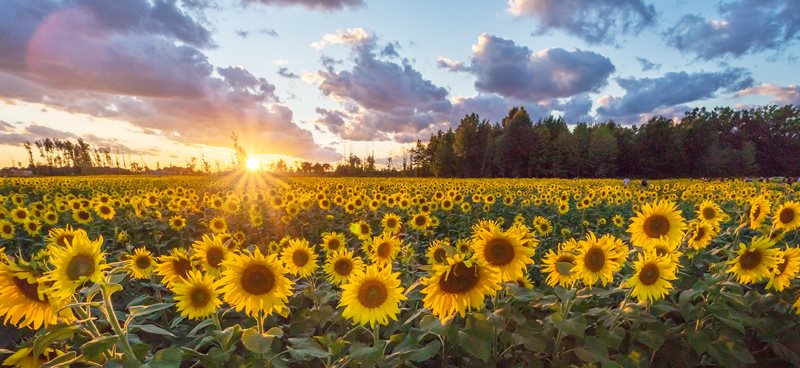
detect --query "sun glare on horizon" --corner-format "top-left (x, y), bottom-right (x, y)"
top-left (246, 157), bottom-right (260, 171)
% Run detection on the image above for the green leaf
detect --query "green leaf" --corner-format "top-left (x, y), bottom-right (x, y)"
top-left (512, 324), bottom-right (548, 353)
top-left (188, 318), bottom-right (216, 336)
top-left (407, 339), bottom-right (441, 362)
top-left (458, 325), bottom-right (492, 362)
top-left (41, 351), bottom-right (80, 368)
top-left (33, 325), bottom-right (76, 358)
top-left (287, 337), bottom-right (330, 360)
top-left (632, 328), bottom-right (665, 351)
top-left (128, 303), bottom-right (175, 318)
top-left (81, 335), bottom-right (117, 358)
top-left (133, 324), bottom-right (176, 337)
top-left (241, 327), bottom-right (274, 354)
top-left (149, 347), bottom-right (183, 368)
top-left (553, 315), bottom-right (586, 338)
top-left (349, 341), bottom-right (386, 366)
top-left (554, 287), bottom-right (575, 302)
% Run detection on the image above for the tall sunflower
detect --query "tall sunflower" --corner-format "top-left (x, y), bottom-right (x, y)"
top-left (280, 238), bottom-right (318, 278)
top-left (339, 264), bottom-right (406, 327)
top-left (624, 251), bottom-right (678, 304)
top-left (772, 201), bottom-right (800, 231)
top-left (421, 255), bottom-right (500, 322)
top-left (155, 248), bottom-right (196, 287)
top-left (172, 270), bottom-right (222, 320)
top-left (471, 222), bottom-right (534, 282)
top-left (219, 249), bottom-right (293, 317)
top-left (767, 247), bottom-right (800, 291)
top-left (369, 233), bottom-right (402, 266)
top-left (727, 236), bottom-right (780, 284)
top-left (572, 233), bottom-right (623, 287)
top-left (320, 231), bottom-right (347, 253)
top-left (192, 234), bottom-right (230, 277)
top-left (324, 249), bottom-right (365, 285)
top-left (43, 233), bottom-right (107, 300)
top-left (541, 249), bottom-right (578, 288)
top-left (0, 260), bottom-right (70, 329)
top-left (127, 247), bottom-right (155, 279)
top-left (208, 217), bottom-right (228, 234)
top-left (697, 200), bottom-right (725, 225)
top-left (628, 200), bottom-right (686, 248)
top-left (408, 212), bottom-right (432, 232)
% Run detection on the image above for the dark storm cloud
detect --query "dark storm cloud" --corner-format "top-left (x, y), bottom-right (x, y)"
top-left (242, 0), bottom-right (364, 11)
top-left (664, 0), bottom-right (800, 60)
top-left (508, 0), bottom-right (656, 45)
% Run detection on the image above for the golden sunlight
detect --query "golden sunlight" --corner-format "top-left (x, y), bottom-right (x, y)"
top-left (245, 157), bottom-right (260, 171)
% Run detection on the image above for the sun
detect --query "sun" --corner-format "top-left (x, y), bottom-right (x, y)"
top-left (245, 157), bottom-right (260, 171)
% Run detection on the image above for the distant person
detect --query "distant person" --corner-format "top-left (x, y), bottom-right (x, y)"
top-left (641, 179), bottom-right (648, 189)
top-left (623, 178), bottom-right (630, 185)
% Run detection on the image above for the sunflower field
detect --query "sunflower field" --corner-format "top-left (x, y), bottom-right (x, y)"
top-left (1, 175), bottom-right (800, 367)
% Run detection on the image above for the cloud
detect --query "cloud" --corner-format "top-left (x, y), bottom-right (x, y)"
top-left (597, 68), bottom-right (754, 122)
top-left (311, 27), bottom-right (371, 49)
top-left (0, 0), bottom-right (340, 162)
top-left (664, 0), bottom-right (800, 60)
top-left (636, 57), bottom-right (661, 71)
top-left (277, 67), bottom-right (300, 79)
top-left (507, 0), bottom-right (656, 44)
top-left (242, 0), bottom-right (365, 11)
top-left (468, 34), bottom-right (615, 102)
top-left (735, 84), bottom-right (800, 105)
top-left (0, 121), bottom-right (15, 132)
top-left (436, 57), bottom-right (469, 72)
top-left (235, 27), bottom-right (279, 38)
top-left (557, 94), bottom-right (593, 123)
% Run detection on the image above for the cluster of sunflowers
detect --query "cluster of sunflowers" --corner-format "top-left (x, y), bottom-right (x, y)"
top-left (0, 175), bottom-right (799, 366)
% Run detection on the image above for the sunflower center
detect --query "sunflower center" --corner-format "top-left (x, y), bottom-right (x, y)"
top-left (484, 238), bottom-right (514, 266)
top-left (752, 206), bottom-right (761, 220)
top-left (779, 208), bottom-right (795, 224)
top-left (740, 250), bottom-right (762, 270)
top-left (433, 248), bottom-right (447, 263)
top-left (241, 264), bottom-right (275, 295)
top-left (702, 207), bottom-right (716, 220)
top-left (13, 277), bottom-right (47, 303)
top-left (376, 242), bottom-right (392, 258)
top-left (292, 249), bottom-right (309, 267)
top-left (415, 216), bottom-right (427, 227)
top-left (438, 262), bottom-right (479, 294)
top-left (100, 207), bottom-right (110, 215)
top-left (655, 246), bottom-right (668, 258)
top-left (643, 215), bottom-right (670, 238)
top-left (79, 212), bottom-right (89, 220)
top-left (584, 247), bottom-right (606, 272)
top-left (360, 224), bottom-right (369, 234)
top-left (66, 254), bottom-right (96, 280)
top-left (206, 247), bottom-right (224, 268)
top-left (135, 255), bottom-right (152, 269)
top-left (357, 279), bottom-right (388, 308)
top-left (327, 239), bottom-right (341, 251)
top-left (189, 287), bottom-right (211, 307)
top-left (386, 218), bottom-right (397, 228)
top-left (693, 227), bottom-right (706, 241)
top-left (2, 224), bottom-right (11, 234)
top-left (777, 255), bottom-right (790, 275)
top-left (173, 258), bottom-right (193, 279)
top-left (333, 259), bottom-right (353, 276)
top-left (638, 263), bottom-right (660, 286)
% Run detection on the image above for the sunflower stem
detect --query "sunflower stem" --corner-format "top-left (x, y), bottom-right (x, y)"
top-left (609, 288), bottom-right (632, 334)
top-left (372, 324), bottom-right (380, 347)
top-left (101, 287), bottom-right (140, 363)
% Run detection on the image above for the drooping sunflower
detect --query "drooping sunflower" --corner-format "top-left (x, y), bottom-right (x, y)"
top-left (772, 201), bottom-right (800, 231)
top-left (339, 264), bottom-right (406, 327)
top-left (219, 249), bottom-right (294, 317)
top-left (686, 221), bottom-right (716, 250)
top-left (767, 247), bottom-right (800, 291)
top-left (172, 270), bottom-right (222, 320)
top-left (727, 236), bottom-right (780, 284)
top-left (0, 220), bottom-right (14, 240)
top-left (192, 234), bottom-right (230, 277)
top-left (541, 249), bottom-right (578, 288)
top-left (368, 233), bottom-right (402, 266)
top-left (155, 248), bottom-right (196, 287)
top-left (572, 232), bottom-right (623, 287)
top-left (320, 231), bottom-right (347, 253)
top-left (628, 200), bottom-right (686, 248)
top-left (697, 200), bottom-right (725, 225)
top-left (381, 213), bottom-right (403, 235)
top-left (624, 251), bottom-right (678, 304)
top-left (43, 233), bottom-right (107, 300)
top-left (127, 247), bottom-right (155, 279)
top-left (208, 217), bottom-right (228, 234)
top-left (0, 260), bottom-right (69, 330)
top-left (471, 222), bottom-right (534, 282)
top-left (280, 238), bottom-right (318, 278)
top-left (748, 196), bottom-right (770, 229)
top-left (324, 249), bottom-right (365, 285)
top-left (421, 255), bottom-right (500, 322)
top-left (425, 239), bottom-right (451, 266)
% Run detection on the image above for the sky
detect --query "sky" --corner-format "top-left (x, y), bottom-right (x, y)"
top-left (1, 0), bottom-right (799, 169)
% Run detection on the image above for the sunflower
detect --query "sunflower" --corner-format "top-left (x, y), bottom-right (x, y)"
top-left (324, 249), bottom-right (365, 285)
top-left (169, 215), bottom-right (187, 231)
top-left (208, 217), bottom-right (228, 234)
top-left (127, 247), bottom-right (155, 279)
top-left (368, 233), bottom-right (402, 266)
top-left (219, 249), bottom-right (294, 317)
top-left (628, 200), bottom-right (686, 248)
top-left (408, 212), bottom-right (431, 231)
top-left (612, 214), bottom-right (625, 228)
top-left (726, 236), bottom-right (780, 284)
top-left (425, 239), bottom-right (451, 266)
top-left (572, 233), bottom-right (623, 287)
top-left (514, 274), bottom-right (534, 289)
top-left (697, 200), bottom-right (725, 225)
top-left (381, 213), bottom-right (403, 235)
top-left (421, 255), bottom-right (500, 322)
top-left (320, 231), bottom-right (347, 253)
top-left (455, 238), bottom-right (472, 257)
top-left (772, 201), bottom-right (800, 231)
top-left (46, 225), bottom-right (86, 248)
top-left (93, 203), bottom-right (115, 220)
top-left (172, 270), bottom-right (222, 320)
top-left (767, 247), bottom-right (800, 291)
top-left (541, 249), bottom-right (578, 288)
top-left (72, 209), bottom-right (92, 225)
top-left (0, 220), bottom-right (14, 240)
top-left (624, 251), bottom-right (678, 304)
top-left (349, 220), bottom-right (372, 240)
top-left (155, 248), bottom-right (196, 287)
top-left (22, 219), bottom-right (41, 237)
top-left (748, 196), bottom-right (770, 229)
top-left (471, 222), bottom-right (534, 282)
top-left (10, 207), bottom-right (30, 224)
top-left (686, 221), bottom-right (716, 250)
top-left (0, 260), bottom-right (69, 330)
top-left (2, 346), bottom-right (64, 368)
top-left (280, 238), bottom-right (318, 278)
top-left (192, 234), bottom-right (230, 276)
top-left (43, 233), bottom-right (107, 300)
top-left (42, 211), bottom-right (58, 226)
top-left (339, 264), bottom-right (406, 327)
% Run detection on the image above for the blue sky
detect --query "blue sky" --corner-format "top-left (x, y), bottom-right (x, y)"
top-left (1, 0), bottom-right (798, 168)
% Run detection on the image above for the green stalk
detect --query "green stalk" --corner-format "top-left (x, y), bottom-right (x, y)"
top-left (100, 288), bottom-right (140, 363)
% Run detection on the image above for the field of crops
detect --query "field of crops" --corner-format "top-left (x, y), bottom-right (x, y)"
top-left (0, 175), bottom-right (799, 367)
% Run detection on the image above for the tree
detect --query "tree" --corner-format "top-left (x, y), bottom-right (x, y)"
top-left (588, 124), bottom-right (618, 177)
